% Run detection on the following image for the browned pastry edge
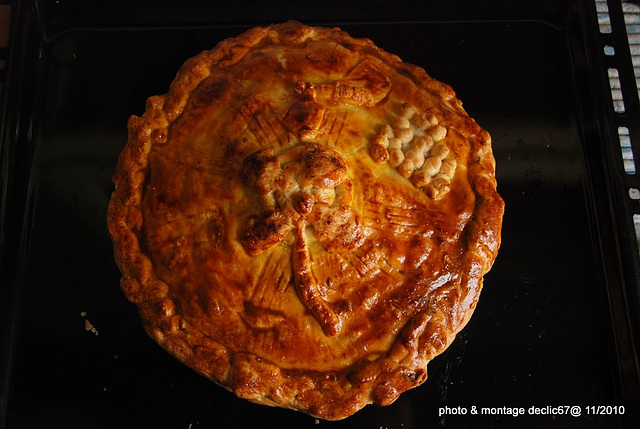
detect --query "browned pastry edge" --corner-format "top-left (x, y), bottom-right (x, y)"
top-left (107, 20), bottom-right (504, 420)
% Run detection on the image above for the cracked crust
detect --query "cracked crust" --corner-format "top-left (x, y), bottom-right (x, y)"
top-left (107, 20), bottom-right (504, 420)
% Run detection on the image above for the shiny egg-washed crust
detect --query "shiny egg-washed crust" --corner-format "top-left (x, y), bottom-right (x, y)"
top-left (107, 20), bottom-right (504, 420)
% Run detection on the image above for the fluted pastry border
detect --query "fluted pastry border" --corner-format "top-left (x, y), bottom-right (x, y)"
top-left (107, 20), bottom-right (504, 420)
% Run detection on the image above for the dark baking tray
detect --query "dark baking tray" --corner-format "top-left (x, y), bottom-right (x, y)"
top-left (2, 0), bottom-right (639, 428)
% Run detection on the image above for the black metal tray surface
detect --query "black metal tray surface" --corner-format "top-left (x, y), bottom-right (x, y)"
top-left (1, 1), bottom-right (639, 428)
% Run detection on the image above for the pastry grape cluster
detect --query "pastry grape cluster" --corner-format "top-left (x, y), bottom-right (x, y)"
top-left (370, 103), bottom-right (457, 198)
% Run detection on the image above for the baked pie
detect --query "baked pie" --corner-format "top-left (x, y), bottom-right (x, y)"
top-left (107, 20), bottom-right (504, 420)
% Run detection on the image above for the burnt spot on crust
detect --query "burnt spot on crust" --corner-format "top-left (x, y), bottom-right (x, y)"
top-left (224, 139), bottom-right (242, 162)
top-left (240, 148), bottom-right (281, 193)
top-left (241, 209), bottom-right (296, 255)
top-left (192, 77), bottom-right (230, 108)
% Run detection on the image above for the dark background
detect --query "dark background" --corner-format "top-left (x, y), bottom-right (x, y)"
top-left (1, 1), bottom-right (639, 428)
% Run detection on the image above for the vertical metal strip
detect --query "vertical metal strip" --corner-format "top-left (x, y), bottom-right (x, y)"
top-left (584, 0), bottom-right (640, 423)
top-left (598, 0), bottom-right (640, 253)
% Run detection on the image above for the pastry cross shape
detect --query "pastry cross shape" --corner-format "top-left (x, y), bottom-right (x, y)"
top-left (240, 143), bottom-right (364, 335)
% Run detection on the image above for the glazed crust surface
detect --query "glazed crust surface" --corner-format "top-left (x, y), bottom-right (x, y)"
top-left (107, 20), bottom-right (504, 420)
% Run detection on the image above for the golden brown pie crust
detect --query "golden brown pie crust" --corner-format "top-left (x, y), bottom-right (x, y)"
top-left (107, 20), bottom-right (504, 420)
